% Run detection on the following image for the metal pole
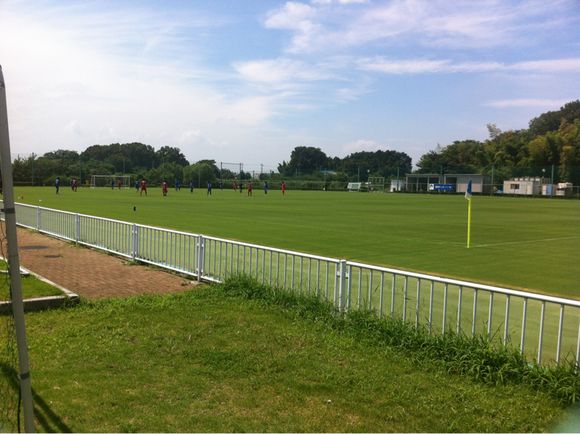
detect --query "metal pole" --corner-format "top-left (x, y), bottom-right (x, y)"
top-left (490, 165), bottom-right (494, 196)
top-left (396, 167), bottom-right (400, 191)
top-left (0, 65), bottom-right (36, 432)
top-left (551, 164), bottom-right (555, 197)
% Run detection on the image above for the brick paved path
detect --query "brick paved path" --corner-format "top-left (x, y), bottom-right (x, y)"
top-left (12, 226), bottom-right (195, 300)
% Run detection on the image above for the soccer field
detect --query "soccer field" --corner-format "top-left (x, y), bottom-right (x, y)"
top-left (13, 186), bottom-right (580, 298)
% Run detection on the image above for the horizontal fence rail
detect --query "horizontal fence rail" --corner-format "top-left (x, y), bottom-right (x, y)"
top-left (2, 201), bottom-right (580, 367)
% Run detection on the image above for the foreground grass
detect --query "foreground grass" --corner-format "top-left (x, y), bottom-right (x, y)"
top-left (13, 187), bottom-right (580, 297)
top-left (0, 284), bottom-right (568, 432)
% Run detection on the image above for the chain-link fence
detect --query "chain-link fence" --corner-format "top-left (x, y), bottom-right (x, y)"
top-left (0, 224), bottom-right (20, 432)
top-left (7, 154), bottom-right (580, 198)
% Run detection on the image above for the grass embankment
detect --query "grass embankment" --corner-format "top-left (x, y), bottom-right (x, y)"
top-left (13, 187), bottom-right (580, 297)
top-left (0, 278), bottom-right (573, 432)
top-left (0, 262), bottom-right (62, 301)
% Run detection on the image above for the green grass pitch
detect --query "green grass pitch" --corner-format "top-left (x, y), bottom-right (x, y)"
top-left (13, 186), bottom-right (580, 298)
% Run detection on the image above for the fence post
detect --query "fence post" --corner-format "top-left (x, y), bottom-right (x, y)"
top-left (131, 224), bottom-right (138, 260)
top-left (75, 214), bottom-right (80, 243)
top-left (36, 206), bottom-right (41, 230)
top-left (197, 235), bottom-right (205, 282)
top-left (337, 260), bottom-right (347, 312)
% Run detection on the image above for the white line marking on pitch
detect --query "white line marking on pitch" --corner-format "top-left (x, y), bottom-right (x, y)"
top-left (474, 235), bottom-right (580, 248)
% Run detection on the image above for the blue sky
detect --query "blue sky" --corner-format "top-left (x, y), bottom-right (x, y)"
top-left (1, 0), bottom-right (579, 170)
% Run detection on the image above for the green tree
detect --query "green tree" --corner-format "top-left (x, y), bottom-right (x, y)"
top-left (417, 141), bottom-right (484, 174)
top-left (528, 100), bottom-right (580, 136)
top-left (156, 146), bottom-right (189, 166)
top-left (183, 160), bottom-right (219, 187)
top-left (341, 150), bottom-right (412, 179)
top-left (278, 146), bottom-right (328, 176)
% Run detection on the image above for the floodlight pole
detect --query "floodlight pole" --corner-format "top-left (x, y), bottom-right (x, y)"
top-left (0, 65), bottom-right (36, 432)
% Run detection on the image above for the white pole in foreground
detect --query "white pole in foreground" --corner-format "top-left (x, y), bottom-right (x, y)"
top-left (0, 65), bottom-right (36, 432)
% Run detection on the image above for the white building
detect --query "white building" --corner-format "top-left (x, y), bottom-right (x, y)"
top-left (503, 177), bottom-right (543, 195)
top-left (389, 179), bottom-right (406, 192)
top-left (556, 182), bottom-right (573, 197)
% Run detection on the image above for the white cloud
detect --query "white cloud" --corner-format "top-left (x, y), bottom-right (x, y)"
top-left (265, 1), bottom-right (316, 30)
top-left (0, 1), bottom-right (288, 162)
top-left (357, 57), bottom-right (580, 74)
top-left (265, 0), bottom-right (576, 53)
top-left (509, 58), bottom-right (580, 73)
top-left (265, 2), bottom-right (323, 53)
top-left (342, 139), bottom-right (384, 154)
top-left (335, 78), bottom-right (372, 101)
top-left (358, 58), bottom-right (451, 74)
top-left (312, 0), bottom-right (369, 4)
top-left (233, 58), bottom-right (334, 86)
top-left (483, 99), bottom-right (571, 108)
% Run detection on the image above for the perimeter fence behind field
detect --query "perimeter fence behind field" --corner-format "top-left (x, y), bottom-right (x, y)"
top-left (10, 153), bottom-right (580, 198)
top-left (3, 201), bottom-right (580, 367)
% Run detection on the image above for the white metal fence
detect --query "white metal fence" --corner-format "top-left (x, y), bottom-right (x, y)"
top-left (4, 202), bottom-right (580, 366)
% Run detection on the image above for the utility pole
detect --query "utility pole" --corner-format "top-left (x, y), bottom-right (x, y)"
top-left (490, 165), bottom-right (494, 196)
top-left (0, 65), bottom-right (36, 432)
top-left (31, 153), bottom-right (35, 186)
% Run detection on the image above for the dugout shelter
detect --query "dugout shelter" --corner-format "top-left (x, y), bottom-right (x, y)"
top-left (405, 173), bottom-right (489, 194)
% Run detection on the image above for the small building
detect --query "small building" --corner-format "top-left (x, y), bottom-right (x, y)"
top-left (556, 182), bottom-right (573, 197)
top-left (404, 173), bottom-right (489, 194)
top-left (503, 177), bottom-right (544, 196)
top-left (389, 179), bottom-right (406, 192)
top-left (541, 184), bottom-right (556, 196)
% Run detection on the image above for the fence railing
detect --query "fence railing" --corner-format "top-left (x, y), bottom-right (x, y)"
top-left (4, 202), bottom-right (580, 366)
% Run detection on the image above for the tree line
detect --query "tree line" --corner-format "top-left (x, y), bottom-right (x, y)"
top-left (417, 100), bottom-right (580, 184)
top-left (12, 143), bottom-right (413, 187)
top-left (11, 100), bottom-right (580, 187)
top-left (12, 143), bottom-right (235, 187)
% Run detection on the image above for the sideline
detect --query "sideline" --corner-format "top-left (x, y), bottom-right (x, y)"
top-left (473, 235), bottom-right (580, 248)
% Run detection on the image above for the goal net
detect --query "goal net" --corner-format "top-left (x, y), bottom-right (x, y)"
top-left (0, 260), bottom-right (19, 431)
top-left (90, 175), bottom-right (131, 188)
top-left (219, 162), bottom-right (244, 184)
top-left (367, 177), bottom-right (385, 192)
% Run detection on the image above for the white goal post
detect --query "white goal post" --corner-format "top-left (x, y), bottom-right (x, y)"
top-left (90, 175), bottom-right (132, 188)
top-left (347, 182), bottom-right (362, 192)
top-left (367, 176), bottom-right (385, 192)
